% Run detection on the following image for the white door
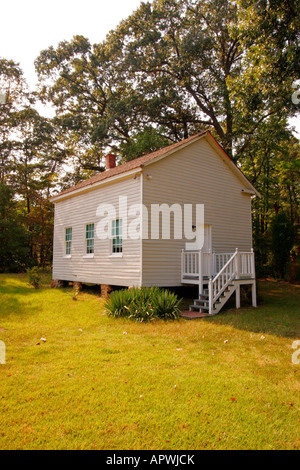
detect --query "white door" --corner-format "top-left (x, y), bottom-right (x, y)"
top-left (185, 224), bottom-right (212, 251)
top-left (203, 225), bottom-right (212, 251)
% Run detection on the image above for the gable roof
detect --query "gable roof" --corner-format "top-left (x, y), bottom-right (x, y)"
top-left (50, 130), bottom-right (260, 201)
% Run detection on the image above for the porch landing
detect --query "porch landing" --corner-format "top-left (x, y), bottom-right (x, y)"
top-left (180, 310), bottom-right (210, 319)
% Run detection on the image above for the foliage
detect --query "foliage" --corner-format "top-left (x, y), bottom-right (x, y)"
top-left (119, 127), bottom-right (171, 162)
top-left (26, 266), bottom-right (42, 288)
top-left (0, 183), bottom-right (29, 272)
top-left (104, 286), bottom-right (182, 322)
top-left (270, 212), bottom-right (296, 279)
top-left (150, 288), bottom-right (183, 320)
top-left (0, 219), bottom-right (29, 273)
top-left (0, 60), bottom-right (62, 271)
top-left (34, 0), bottom-right (244, 157)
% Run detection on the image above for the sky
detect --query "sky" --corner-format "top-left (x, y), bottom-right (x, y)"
top-left (0, 0), bottom-right (144, 88)
top-left (0, 0), bottom-right (299, 134)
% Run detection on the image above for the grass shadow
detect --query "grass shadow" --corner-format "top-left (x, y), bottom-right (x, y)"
top-left (202, 280), bottom-right (300, 339)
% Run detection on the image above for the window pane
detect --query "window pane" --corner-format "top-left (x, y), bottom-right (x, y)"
top-left (86, 224), bottom-right (94, 253)
top-left (65, 228), bottom-right (72, 254)
top-left (112, 220), bottom-right (122, 253)
top-left (86, 239), bottom-right (94, 254)
top-left (86, 224), bottom-right (94, 239)
top-left (115, 219), bottom-right (122, 236)
top-left (65, 227), bottom-right (72, 241)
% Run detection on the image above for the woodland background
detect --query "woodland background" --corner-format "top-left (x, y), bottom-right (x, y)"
top-left (0, 0), bottom-right (299, 279)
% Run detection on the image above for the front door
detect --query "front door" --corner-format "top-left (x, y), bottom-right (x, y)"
top-left (203, 225), bottom-right (212, 251)
top-left (185, 224), bottom-right (212, 251)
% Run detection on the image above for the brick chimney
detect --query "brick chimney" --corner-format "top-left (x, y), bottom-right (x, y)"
top-left (105, 154), bottom-right (116, 170)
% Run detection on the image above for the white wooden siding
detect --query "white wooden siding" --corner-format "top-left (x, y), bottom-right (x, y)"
top-left (52, 175), bottom-right (141, 286)
top-left (142, 137), bottom-right (253, 286)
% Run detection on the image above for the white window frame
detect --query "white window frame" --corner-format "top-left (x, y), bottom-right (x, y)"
top-left (110, 218), bottom-right (123, 257)
top-left (84, 223), bottom-right (95, 258)
top-left (64, 227), bottom-right (72, 258)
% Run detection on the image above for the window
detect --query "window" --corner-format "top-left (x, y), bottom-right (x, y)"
top-left (65, 227), bottom-right (72, 255)
top-left (111, 219), bottom-right (122, 254)
top-left (86, 223), bottom-right (94, 254)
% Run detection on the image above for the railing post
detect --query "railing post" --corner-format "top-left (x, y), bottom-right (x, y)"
top-left (252, 280), bottom-right (257, 307)
top-left (208, 248), bottom-right (212, 278)
top-left (199, 249), bottom-right (203, 295)
top-left (181, 249), bottom-right (184, 282)
top-left (251, 248), bottom-right (255, 279)
top-left (235, 248), bottom-right (240, 279)
top-left (209, 277), bottom-right (213, 314)
top-left (236, 283), bottom-right (241, 309)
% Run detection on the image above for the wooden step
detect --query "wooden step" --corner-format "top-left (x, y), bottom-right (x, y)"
top-left (193, 299), bottom-right (209, 306)
top-left (189, 304), bottom-right (209, 311)
top-left (194, 296), bottom-right (209, 302)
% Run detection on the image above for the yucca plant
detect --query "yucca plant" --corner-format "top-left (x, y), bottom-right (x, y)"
top-left (126, 296), bottom-right (155, 322)
top-left (103, 288), bottom-right (132, 317)
top-left (151, 289), bottom-right (182, 320)
top-left (104, 286), bottom-right (182, 322)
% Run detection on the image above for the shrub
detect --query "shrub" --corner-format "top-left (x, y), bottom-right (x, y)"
top-left (150, 289), bottom-right (182, 320)
top-left (27, 266), bottom-right (42, 289)
top-left (270, 212), bottom-right (295, 278)
top-left (104, 288), bottom-right (133, 318)
top-left (104, 287), bottom-right (182, 322)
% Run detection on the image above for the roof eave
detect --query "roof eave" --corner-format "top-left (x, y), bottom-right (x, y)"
top-left (49, 168), bottom-right (143, 203)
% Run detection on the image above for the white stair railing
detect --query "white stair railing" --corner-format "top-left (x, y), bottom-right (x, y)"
top-left (181, 249), bottom-right (255, 280)
top-left (209, 250), bottom-right (238, 314)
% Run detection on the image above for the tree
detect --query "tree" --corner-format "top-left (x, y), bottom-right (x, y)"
top-left (271, 211), bottom-right (295, 278)
top-left (0, 183), bottom-right (29, 272)
top-left (0, 58), bottom-right (31, 183)
top-left (227, 0), bottom-right (300, 273)
top-left (35, 36), bottom-right (124, 168)
top-left (35, 0), bottom-right (299, 162)
top-left (119, 127), bottom-right (171, 161)
top-left (234, 0), bottom-right (300, 81)
top-left (105, 0), bottom-right (242, 155)
top-left (0, 59), bottom-right (65, 269)
top-left (35, 1), bottom-right (243, 160)
top-left (228, 0), bottom-right (300, 159)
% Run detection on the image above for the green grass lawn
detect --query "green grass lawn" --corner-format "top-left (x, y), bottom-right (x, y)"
top-left (0, 273), bottom-right (299, 450)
